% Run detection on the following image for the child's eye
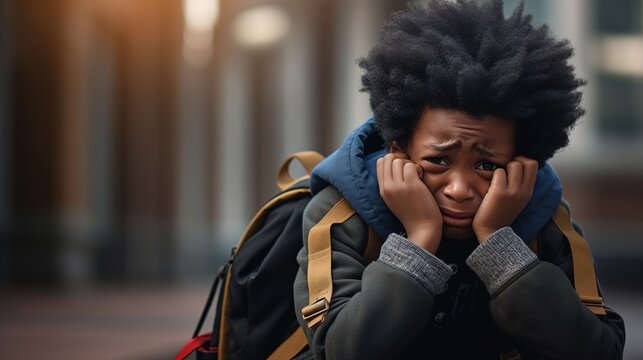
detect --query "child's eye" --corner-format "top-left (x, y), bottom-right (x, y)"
top-left (426, 157), bottom-right (448, 166)
top-left (476, 161), bottom-right (499, 171)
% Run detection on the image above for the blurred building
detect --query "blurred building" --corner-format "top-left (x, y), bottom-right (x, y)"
top-left (0, 0), bottom-right (642, 290)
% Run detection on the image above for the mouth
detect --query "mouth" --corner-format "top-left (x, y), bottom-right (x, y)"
top-left (440, 208), bottom-right (475, 228)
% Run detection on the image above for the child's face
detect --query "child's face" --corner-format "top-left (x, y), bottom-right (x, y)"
top-left (404, 108), bottom-right (516, 239)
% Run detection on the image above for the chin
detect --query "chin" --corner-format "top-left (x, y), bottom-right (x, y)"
top-left (443, 226), bottom-right (475, 240)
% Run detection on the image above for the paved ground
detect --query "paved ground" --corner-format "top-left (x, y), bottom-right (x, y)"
top-left (0, 284), bottom-right (205, 360)
top-left (0, 282), bottom-right (640, 359)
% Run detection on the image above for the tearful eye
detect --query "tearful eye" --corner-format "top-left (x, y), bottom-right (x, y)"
top-left (426, 157), bottom-right (448, 166)
top-left (476, 161), bottom-right (499, 171)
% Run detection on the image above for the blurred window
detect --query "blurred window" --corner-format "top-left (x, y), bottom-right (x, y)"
top-left (597, 74), bottom-right (643, 138)
top-left (594, 0), bottom-right (643, 139)
top-left (595, 0), bottom-right (642, 33)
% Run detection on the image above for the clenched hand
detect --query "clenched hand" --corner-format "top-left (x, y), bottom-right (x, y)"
top-left (472, 156), bottom-right (538, 243)
top-left (376, 153), bottom-right (443, 254)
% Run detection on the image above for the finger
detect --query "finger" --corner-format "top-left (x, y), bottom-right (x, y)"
top-left (490, 168), bottom-right (507, 190)
top-left (403, 162), bottom-right (419, 183)
top-left (392, 158), bottom-right (405, 183)
top-left (521, 158), bottom-right (539, 193)
top-left (390, 150), bottom-right (421, 180)
top-left (506, 160), bottom-right (523, 190)
top-left (514, 156), bottom-right (538, 174)
top-left (383, 153), bottom-right (394, 184)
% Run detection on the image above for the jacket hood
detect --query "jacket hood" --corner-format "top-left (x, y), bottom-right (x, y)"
top-left (310, 117), bottom-right (562, 244)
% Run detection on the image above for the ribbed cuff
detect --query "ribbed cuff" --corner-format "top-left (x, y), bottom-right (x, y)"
top-left (466, 227), bottom-right (538, 295)
top-left (379, 233), bottom-right (454, 296)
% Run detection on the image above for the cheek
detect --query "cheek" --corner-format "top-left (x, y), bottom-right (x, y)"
top-left (421, 173), bottom-right (442, 194)
top-left (478, 180), bottom-right (492, 196)
top-left (468, 174), bottom-right (493, 200)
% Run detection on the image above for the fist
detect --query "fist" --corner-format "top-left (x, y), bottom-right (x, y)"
top-left (472, 156), bottom-right (538, 242)
top-left (376, 152), bottom-right (443, 253)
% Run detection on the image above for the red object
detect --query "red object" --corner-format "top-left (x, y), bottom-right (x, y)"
top-left (175, 333), bottom-right (215, 360)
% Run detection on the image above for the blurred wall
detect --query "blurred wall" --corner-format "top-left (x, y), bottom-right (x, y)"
top-left (0, 0), bottom-right (642, 290)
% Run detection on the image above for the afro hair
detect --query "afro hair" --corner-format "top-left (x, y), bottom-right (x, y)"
top-left (359, 0), bottom-right (585, 164)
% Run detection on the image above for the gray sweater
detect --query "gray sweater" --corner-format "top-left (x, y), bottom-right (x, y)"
top-left (293, 186), bottom-right (625, 360)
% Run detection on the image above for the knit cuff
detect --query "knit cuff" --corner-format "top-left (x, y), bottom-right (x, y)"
top-left (378, 233), bottom-right (454, 296)
top-left (466, 227), bottom-right (538, 295)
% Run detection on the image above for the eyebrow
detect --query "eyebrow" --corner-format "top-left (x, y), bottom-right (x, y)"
top-left (427, 140), bottom-right (499, 158)
top-left (429, 140), bottom-right (460, 152)
top-left (474, 144), bottom-right (498, 158)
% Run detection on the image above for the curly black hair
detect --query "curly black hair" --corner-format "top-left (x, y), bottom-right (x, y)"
top-left (359, 0), bottom-right (585, 164)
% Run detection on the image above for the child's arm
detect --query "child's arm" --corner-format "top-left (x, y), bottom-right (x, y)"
top-left (376, 152), bottom-right (444, 254)
top-left (467, 158), bottom-right (625, 359)
top-left (466, 223), bottom-right (626, 359)
top-left (293, 186), bottom-right (454, 360)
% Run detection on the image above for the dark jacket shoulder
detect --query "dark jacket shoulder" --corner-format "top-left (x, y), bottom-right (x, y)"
top-left (302, 186), bottom-right (370, 258)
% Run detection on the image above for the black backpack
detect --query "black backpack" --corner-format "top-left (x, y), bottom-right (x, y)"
top-left (175, 152), bottom-right (325, 360)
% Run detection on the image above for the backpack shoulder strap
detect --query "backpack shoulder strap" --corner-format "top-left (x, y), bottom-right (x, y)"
top-left (551, 204), bottom-right (606, 316)
top-left (302, 197), bottom-right (356, 329)
top-left (276, 151), bottom-right (324, 191)
top-left (302, 196), bottom-right (382, 329)
top-left (266, 327), bottom-right (308, 360)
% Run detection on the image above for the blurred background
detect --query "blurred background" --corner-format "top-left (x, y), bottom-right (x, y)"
top-left (0, 0), bottom-right (641, 358)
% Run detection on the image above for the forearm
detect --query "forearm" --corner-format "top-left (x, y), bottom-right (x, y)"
top-left (324, 261), bottom-right (434, 359)
top-left (296, 234), bottom-right (454, 360)
top-left (491, 263), bottom-right (624, 359)
top-left (467, 227), bottom-right (625, 359)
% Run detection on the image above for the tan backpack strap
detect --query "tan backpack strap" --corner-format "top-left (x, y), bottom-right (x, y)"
top-left (266, 327), bottom-right (308, 360)
top-left (552, 205), bottom-right (607, 316)
top-left (302, 198), bottom-right (356, 329)
top-left (276, 151), bottom-right (325, 191)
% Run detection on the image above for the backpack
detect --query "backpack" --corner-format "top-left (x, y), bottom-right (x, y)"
top-left (176, 151), bottom-right (606, 360)
top-left (174, 151), bottom-right (324, 360)
top-left (175, 151), bottom-right (382, 360)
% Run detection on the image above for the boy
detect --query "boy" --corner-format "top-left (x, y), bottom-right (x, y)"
top-left (293, 0), bottom-right (625, 359)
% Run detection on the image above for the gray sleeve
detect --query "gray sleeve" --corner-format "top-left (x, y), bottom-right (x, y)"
top-left (379, 233), bottom-right (453, 296)
top-left (466, 226), bottom-right (537, 295)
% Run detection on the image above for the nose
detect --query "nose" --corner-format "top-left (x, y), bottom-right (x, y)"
top-left (443, 172), bottom-right (475, 202)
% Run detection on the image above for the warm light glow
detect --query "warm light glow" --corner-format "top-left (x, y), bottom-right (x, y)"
top-left (231, 5), bottom-right (290, 49)
top-left (183, 0), bottom-right (219, 33)
top-left (599, 36), bottom-right (643, 77)
top-left (182, 0), bottom-right (219, 68)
